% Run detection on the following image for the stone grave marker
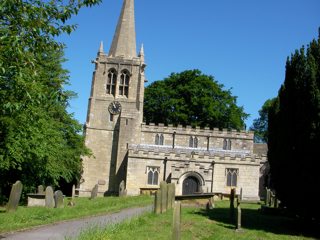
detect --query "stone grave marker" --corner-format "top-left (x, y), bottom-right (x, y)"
top-left (160, 181), bottom-right (168, 213)
top-left (54, 190), bottom-right (64, 208)
top-left (90, 184), bottom-right (98, 199)
top-left (38, 185), bottom-right (45, 194)
top-left (6, 180), bottom-right (23, 213)
top-left (119, 180), bottom-right (127, 197)
top-left (45, 186), bottom-right (55, 208)
top-left (172, 201), bottom-right (181, 240)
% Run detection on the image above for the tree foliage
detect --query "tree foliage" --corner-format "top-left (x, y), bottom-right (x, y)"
top-left (144, 69), bottom-right (248, 130)
top-left (268, 30), bottom-right (320, 220)
top-left (0, 0), bottom-right (101, 198)
top-left (250, 98), bottom-right (276, 143)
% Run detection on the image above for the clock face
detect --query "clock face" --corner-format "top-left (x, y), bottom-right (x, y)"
top-left (108, 101), bottom-right (122, 115)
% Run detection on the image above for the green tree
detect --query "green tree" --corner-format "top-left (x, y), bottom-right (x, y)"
top-left (144, 69), bottom-right (248, 130)
top-left (250, 98), bottom-right (276, 143)
top-left (0, 0), bottom-right (101, 198)
top-left (268, 30), bottom-right (320, 220)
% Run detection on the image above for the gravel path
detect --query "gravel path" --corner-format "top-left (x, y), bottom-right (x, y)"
top-left (1, 205), bottom-right (152, 240)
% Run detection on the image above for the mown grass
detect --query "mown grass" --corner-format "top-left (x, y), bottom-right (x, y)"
top-left (78, 200), bottom-right (320, 240)
top-left (0, 195), bottom-right (153, 234)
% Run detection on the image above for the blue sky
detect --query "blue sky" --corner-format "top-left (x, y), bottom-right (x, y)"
top-left (60, 0), bottom-right (320, 128)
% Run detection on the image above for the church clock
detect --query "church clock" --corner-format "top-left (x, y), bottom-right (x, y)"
top-left (108, 101), bottom-right (122, 115)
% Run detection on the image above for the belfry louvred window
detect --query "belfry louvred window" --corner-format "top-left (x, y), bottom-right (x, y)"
top-left (189, 136), bottom-right (198, 148)
top-left (107, 69), bottom-right (117, 96)
top-left (119, 70), bottom-right (130, 97)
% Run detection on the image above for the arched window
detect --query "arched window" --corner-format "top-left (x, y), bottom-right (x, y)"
top-left (155, 134), bottom-right (164, 145)
top-left (155, 134), bottom-right (160, 145)
top-left (223, 139), bottom-right (232, 150)
top-left (119, 70), bottom-right (130, 97)
top-left (189, 136), bottom-right (198, 148)
top-left (107, 69), bottom-right (117, 96)
top-left (226, 168), bottom-right (238, 187)
top-left (159, 134), bottom-right (164, 145)
top-left (147, 166), bottom-right (160, 185)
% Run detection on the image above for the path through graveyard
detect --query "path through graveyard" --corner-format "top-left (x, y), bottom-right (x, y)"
top-left (1, 205), bottom-right (152, 240)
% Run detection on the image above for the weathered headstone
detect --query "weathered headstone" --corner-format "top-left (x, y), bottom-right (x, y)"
top-left (172, 201), bottom-right (181, 240)
top-left (72, 185), bottom-right (76, 199)
top-left (160, 181), bottom-right (168, 213)
top-left (54, 190), bottom-right (64, 208)
top-left (37, 185), bottom-right (45, 194)
top-left (154, 190), bottom-right (161, 214)
top-left (90, 184), bottom-right (98, 200)
top-left (230, 188), bottom-right (235, 212)
top-left (6, 180), bottom-right (23, 213)
top-left (119, 180), bottom-right (127, 197)
top-left (45, 186), bottom-right (55, 208)
top-left (236, 205), bottom-right (242, 231)
top-left (167, 183), bottom-right (174, 210)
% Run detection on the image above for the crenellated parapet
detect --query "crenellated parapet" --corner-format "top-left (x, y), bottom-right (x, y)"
top-left (128, 144), bottom-right (262, 165)
top-left (141, 122), bottom-right (254, 140)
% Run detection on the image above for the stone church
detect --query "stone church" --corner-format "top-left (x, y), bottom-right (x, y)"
top-left (79, 0), bottom-right (267, 200)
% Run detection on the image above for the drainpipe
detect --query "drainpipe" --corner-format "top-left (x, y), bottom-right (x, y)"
top-left (163, 157), bottom-right (168, 181)
top-left (172, 132), bottom-right (176, 149)
top-left (211, 161), bottom-right (215, 193)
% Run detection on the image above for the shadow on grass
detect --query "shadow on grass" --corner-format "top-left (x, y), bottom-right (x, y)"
top-left (196, 205), bottom-right (320, 239)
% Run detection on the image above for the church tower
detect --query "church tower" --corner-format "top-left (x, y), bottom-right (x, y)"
top-left (80, 0), bottom-right (146, 196)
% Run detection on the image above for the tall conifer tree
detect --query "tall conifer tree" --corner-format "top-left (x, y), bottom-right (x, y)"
top-left (268, 30), bottom-right (320, 219)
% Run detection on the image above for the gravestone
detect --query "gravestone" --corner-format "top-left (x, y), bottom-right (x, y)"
top-left (45, 186), bottom-right (55, 208)
top-left (72, 185), bottom-right (76, 199)
top-left (37, 185), bottom-right (45, 194)
top-left (154, 190), bottom-right (161, 214)
top-left (90, 184), bottom-right (98, 200)
top-left (119, 180), bottom-right (127, 197)
top-left (54, 190), bottom-right (64, 208)
top-left (230, 188), bottom-right (235, 218)
top-left (6, 180), bottom-right (23, 212)
top-left (172, 201), bottom-right (181, 240)
top-left (160, 181), bottom-right (168, 213)
top-left (236, 205), bottom-right (242, 232)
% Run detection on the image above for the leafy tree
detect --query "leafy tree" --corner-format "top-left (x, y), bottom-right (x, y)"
top-left (268, 30), bottom-right (320, 220)
top-left (0, 0), bottom-right (101, 199)
top-left (250, 98), bottom-right (276, 143)
top-left (144, 69), bottom-right (248, 130)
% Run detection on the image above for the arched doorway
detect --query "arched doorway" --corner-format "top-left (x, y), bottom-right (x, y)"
top-left (182, 176), bottom-right (199, 195)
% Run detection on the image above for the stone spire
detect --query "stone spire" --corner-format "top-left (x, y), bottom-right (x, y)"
top-left (109, 0), bottom-right (137, 59)
top-left (98, 41), bottom-right (104, 55)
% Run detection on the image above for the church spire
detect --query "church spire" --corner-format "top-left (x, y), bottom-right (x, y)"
top-left (109, 0), bottom-right (137, 59)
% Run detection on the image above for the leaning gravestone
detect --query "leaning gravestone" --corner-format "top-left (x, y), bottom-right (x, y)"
top-left (90, 184), bottom-right (98, 200)
top-left (54, 190), bottom-right (64, 208)
top-left (119, 180), bottom-right (127, 197)
top-left (6, 180), bottom-right (23, 213)
top-left (37, 185), bottom-right (45, 194)
top-left (45, 186), bottom-right (55, 208)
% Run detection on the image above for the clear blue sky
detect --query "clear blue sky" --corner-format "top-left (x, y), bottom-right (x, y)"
top-left (60, 0), bottom-right (320, 128)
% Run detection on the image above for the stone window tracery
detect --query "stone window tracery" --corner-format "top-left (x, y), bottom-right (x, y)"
top-left (226, 168), bottom-right (238, 187)
top-left (147, 166), bottom-right (160, 185)
top-left (119, 70), bottom-right (130, 97)
top-left (107, 69), bottom-right (117, 96)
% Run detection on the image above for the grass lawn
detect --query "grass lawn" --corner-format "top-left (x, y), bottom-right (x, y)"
top-left (0, 195), bottom-right (153, 234)
top-left (78, 200), bottom-right (320, 240)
